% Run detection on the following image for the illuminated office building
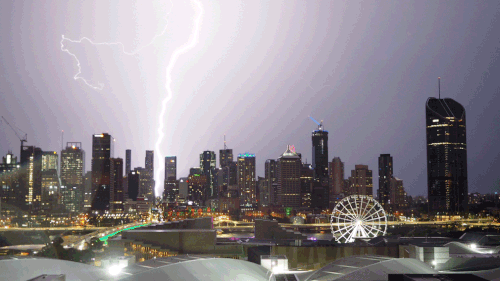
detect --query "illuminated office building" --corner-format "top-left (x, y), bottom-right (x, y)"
top-left (42, 151), bottom-right (58, 172)
top-left (347, 165), bottom-right (373, 196)
top-left (0, 153), bottom-right (21, 216)
top-left (60, 142), bottom-right (85, 213)
top-left (237, 153), bottom-right (256, 205)
top-left (41, 169), bottom-right (59, 213)
top-left (20, 145), bottom-right (43, 213)
top-left (143, 150), bottom-right (155, 202)
top-left (277, 146), bottom-right (301, 208)
top-left (164, 156), bottom-right (178, 202)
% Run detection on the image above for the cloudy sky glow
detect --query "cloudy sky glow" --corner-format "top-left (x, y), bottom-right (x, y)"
top-left (1, 0), bottom-right (499, 197)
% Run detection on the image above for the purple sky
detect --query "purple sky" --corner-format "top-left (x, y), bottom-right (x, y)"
top-left (1, 1), bottom-right (499, 197)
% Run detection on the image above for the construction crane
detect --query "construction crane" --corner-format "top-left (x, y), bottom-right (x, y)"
top-left (1, 116), bottom-right (28, 150)
top-left (309, 116), bottom-right (324, 131)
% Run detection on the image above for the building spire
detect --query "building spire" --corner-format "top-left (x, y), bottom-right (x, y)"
top-left (224, 134), bottom-right (227, 150)
top-left (438, 77), bottom-right (441, 99)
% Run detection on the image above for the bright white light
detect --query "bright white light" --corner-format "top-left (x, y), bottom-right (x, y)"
top-left (471, 244), bottom-right (477, 249)
top-left (108, 265), bottom-right (123, 276)
top-left (154, 0), bottom-right (204, 197)
top-left (431, 260), bottom-right (437, 266)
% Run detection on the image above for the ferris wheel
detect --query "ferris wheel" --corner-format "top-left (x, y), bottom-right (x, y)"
top-left (330, 195), bottom-right (387, 243)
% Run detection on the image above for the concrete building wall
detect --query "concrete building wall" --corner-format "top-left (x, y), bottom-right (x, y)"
top-left (254, 219), bottom-right (306, 240)
top-left (272, 245), bottom-right (399, 270)
top-left (122, 229), bottom-right (216, 254)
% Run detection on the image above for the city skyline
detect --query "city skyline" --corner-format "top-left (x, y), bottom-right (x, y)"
top-left (1, 1), bottom-right (500, 197)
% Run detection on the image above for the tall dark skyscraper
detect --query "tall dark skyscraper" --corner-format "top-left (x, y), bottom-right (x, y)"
top-left (300, 163), bottom-right (314, 208)
top-left (265, 159), bottom-right (278, 205)
top-left (20, 145), bottom-right (43, 213)
top-left (311, 120), bottom-right (329, 209)
top-left (426, 95), bottom-right (468, 214)
top-left (220, 148), bottom-right (233, 169)
top-left (200, 151), bottom-right (216, 199)
top-left (127, 168), bottom-right (142, 201)
top-left (219, 140), bottom-right (235, 194)
top-left (125, 149), bottom-right (131, 175)
top-left (164, 156), bottom-right (178, 203)
top-left (378, 154), bottom-right (393, 211)
top-left (110, 158), bottom-right (123, 213)
top-left (329, 157), bottom-right (344, 209)
top-left (91, 133), bottom-right (112, 212)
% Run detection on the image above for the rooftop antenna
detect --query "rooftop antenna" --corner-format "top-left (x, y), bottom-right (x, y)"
top-left (438, 77), bottom-right (441, 99)
top-left (309, 116), bottom-right (324, 131)
top-left (224, 134), bottom-right (227, 150)
top-left (61, 130), bottom-right (64, 151)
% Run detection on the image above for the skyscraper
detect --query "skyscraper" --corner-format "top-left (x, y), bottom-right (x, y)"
top-left (91, 133), bottom-right (112, 212)
top-left (277, 145), bottom-right (301, 208)
top-left (41, 151), bottom-right (59, 214)
top-left (125, 149), bottom-right (131, 175)
top-left (164, 156), bottom-right (178, 203)
top-left (329, 157), bottom-right (344, 208)
top-left (237, 153), bottom-right (256, 205)
top-left (348, 165), bottom-right (373, 196)
top-left (0, 153), bottom-right (21, 216)
top-left (220, 148), bottom-right (233, 169)
top-left (311, 121), bottom-right (329, 209)
top-left (219, 141), bottom-right (235, 194)
top-left (83, 171), bottom-right (92, 211)
top-left (426, 95), bottom-right (468, 214)
top-left (300, 163), bottom-right (314, 208)
top-left (265, 159), bottom-right (278, 205)
top-left (110, 158), bottom-right (124, 213)
top-left (390, 177), bottom-right (408, 212)
top-left (144, 150), bottom-right (155, 202)
top-left (42, 151), bottom-right (58, 171)
top-left (145, 150), bottom-right (154, 176)
top-left (127, 168), bottom-right (142, 201)
top-left (200, 151), bottom-right (216, 200)
top-left (60, 142), bottom-right (85, 213)
top-left (378, 154), bottom-right (393, 211)
top-left (20, 145), bottom-right (43, 213)
top-left (41, 169), bottom-right (59, 214)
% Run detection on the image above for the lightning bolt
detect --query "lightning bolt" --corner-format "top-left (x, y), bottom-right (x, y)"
top-left (154, 0), bottom-right (204, 198)
top-left (60, 1), bottom-right (174, 90)
top-left (61, 1), bottom-right (203, 201)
